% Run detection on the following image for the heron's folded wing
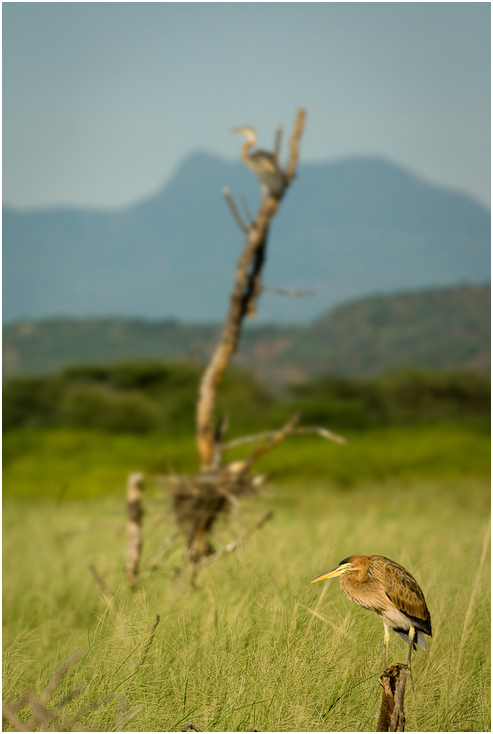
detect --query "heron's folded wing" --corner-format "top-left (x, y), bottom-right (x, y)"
top-left (379, 559), bottom-right (432, 635)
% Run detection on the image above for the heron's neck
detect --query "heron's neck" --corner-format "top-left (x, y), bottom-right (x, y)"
top-left (241, 139), bottom-right (255, 164)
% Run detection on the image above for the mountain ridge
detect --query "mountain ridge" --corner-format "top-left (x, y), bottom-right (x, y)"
top-left (4, 284), bottom-right (489, 384)
top-left (3, 153), bottom-right (490, 325)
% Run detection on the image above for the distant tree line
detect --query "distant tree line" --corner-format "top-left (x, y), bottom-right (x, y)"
top-left (3, 360), bottom-right (490, 435)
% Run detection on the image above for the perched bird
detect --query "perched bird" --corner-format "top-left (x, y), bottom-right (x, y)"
top-left (311, 555), bottom-right (432, 670)
top-left (231, 126), bottom-right (286, 196)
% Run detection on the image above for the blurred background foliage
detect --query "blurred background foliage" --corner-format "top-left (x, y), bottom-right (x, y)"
top-left (3, 359), bottom-right (490, 435)
top-left (4, 360), bottom-right (489, 502)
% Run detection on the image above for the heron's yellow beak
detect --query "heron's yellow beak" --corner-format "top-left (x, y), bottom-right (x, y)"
top-left (231, 126), bottom-right (255, 136)
top-left (310, 562), bottom-right (352, 583)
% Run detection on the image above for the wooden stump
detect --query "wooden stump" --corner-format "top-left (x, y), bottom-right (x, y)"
top-left (126, 472), bottom-right (145, 589)
top-left (377, 664), bottom-right (407, 732)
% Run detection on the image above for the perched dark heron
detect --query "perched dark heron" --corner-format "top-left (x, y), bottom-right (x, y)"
top-left (231, 126), bottom-right (286, 196)
top-left (311, 555), bottom-right (432, 670)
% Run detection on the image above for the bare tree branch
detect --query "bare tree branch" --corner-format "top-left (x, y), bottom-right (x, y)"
top-left (126, 473), bottom-right (145, 589)
top-left (2, 651), bottom-right (139, 733)
top-left (223, 425), bottom-right (346, 451)
top-left (263, 286), bottom-right (316, 298)
top-left (39, 652), bottom-right (86, 707)
top-left (244, 240), bottom-right (267, 317)
top-left (274, 124), bottom-right (283, 164)
top-left (170, 109), bottom-right (327, 567)
top-left (3, 692), bottom-right (32, 717)
top-left (243, 413), bottom-right (301, 468)
top-left (240, 195), bottom-right (254, 225)
top-left (196, 112), bottom-right (307, 471)
top-left (2, 705), bottom-right (31, 732)
top-left (285, 108), bottom-right (307, 184)
top-left (222, 187), bottom-right (249, 233)
top-left (193, 511), bottom-right (273, 573)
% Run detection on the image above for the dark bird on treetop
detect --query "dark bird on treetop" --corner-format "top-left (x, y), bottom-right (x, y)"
top-left (311, 554), bottom-right (432, 670)
top-left (231, 126), bottom-right (286, 197)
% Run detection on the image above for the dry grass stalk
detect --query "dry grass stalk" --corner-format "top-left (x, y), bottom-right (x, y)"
top-left (38, 652), bottom-right (86, 708)
top-left (55, 520), bottom-right (124, 541)
top-left (88, 563), bottom-right (114, 605)
top-left (139, 534), bottom-right (181, 579)
top-left (455, 516), bottom-right (490, 675)
top-left (138, 614), bottom-right (161, 668)
top-left (193, 510), bottom-right (274, 579)
top-left (126, 472), bottom-right (145, 589)
top-left (2, 650), bottom-right (124, 732)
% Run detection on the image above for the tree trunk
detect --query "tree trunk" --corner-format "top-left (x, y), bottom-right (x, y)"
top-left (377, 664), bottom-right (407, 732)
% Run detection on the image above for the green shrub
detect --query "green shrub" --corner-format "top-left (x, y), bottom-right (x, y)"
top-left (289, 369), bottom-right (490, 429)
top-left (3, 361), bottom-right (490, 435)
top-left (58, 384), bottom-right (161, 433)
top-left (2, 375), bottom-right (64, 429)
top-left (378, 369), bottom-right (491, 421)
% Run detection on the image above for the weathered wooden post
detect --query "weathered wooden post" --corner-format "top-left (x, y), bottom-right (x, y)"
top-left (126, 472), bottom-right (145, 589)
top-left (377, 664), bottom-right (407, 732)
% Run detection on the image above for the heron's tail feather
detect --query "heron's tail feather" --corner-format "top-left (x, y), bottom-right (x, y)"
top-left (394, 628), bottom-right (428, 650)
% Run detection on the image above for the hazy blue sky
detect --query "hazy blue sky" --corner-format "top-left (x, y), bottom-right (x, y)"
top-left (3, 2), bottom-right (491, 210)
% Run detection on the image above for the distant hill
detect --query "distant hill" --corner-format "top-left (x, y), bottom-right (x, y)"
top-left (3, 285), bottom-right (489, 384)
top-left (273, 283), bottom-right (491, 380)
top-left (3, 154), bottom-right (490, 325)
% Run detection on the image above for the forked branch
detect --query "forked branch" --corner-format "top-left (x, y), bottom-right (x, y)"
top-left (222, 187), bottom-right (249, 233)
top-left (222, 424), bottom-right (346, 451)
top-left (196, 108), bottom-right (307, 471)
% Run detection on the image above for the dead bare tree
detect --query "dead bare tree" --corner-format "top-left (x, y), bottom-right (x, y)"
top-left (196, 109), bottom-right (307, 471)
top-left (169, 108), bottom-right (345, 566)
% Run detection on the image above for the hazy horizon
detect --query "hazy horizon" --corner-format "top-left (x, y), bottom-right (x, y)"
top-left (3, 148), bottom-right (491, 215)
top-left (3, 3), bottom-right (491, 210)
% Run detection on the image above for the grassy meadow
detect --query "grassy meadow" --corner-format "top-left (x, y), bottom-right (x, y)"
top-left (2, 422), bottom-right (491, 731)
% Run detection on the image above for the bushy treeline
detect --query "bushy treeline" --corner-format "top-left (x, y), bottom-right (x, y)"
top-left (3, 360), bottom-right (490, 434)
top-left (288, 370), bottom-right (491, 429)
top-left (2, 361), bottom-right (274, 434)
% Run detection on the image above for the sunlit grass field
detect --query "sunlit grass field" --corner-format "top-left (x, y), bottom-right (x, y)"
top-left (3, 421), bottom-right (490, 499)
top-left (3, 423), bottom-right (490, 731)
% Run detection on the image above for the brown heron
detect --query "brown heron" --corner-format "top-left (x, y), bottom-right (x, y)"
top-left (311, 555), bottom-right (432, 670)
top-left (231, 126), bottom-right (286, 196)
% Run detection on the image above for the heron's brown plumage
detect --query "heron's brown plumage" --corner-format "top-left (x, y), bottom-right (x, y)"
top-left (339, 555), bottom-right (431, 633)
top-left (232, 126), bottom-right (285, 196)
top-left (311, 554), bottom-right (432, 660)
top-left (378, 556), bottom-right (431, 632)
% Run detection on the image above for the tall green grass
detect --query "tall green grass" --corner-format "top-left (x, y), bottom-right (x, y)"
top-left (3, 421), bottom-right (490, 500)
top-left (3, 477), bottom-right (490, 731)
